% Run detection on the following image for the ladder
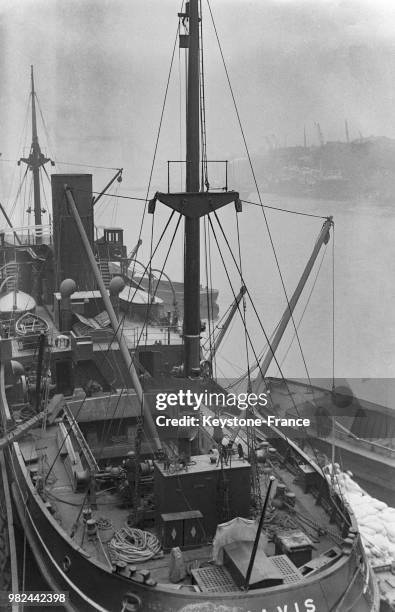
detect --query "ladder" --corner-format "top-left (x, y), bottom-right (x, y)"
top-left (0, 262), bottom-right (19, 292)
top-left (97, 259), bottom-right (111, 289)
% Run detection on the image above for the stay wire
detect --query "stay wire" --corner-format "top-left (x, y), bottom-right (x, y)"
top-left (206, 218), bottom-right (216, 377)
top-left (203, 217), bottom-right (214, 364)
top-left (235, 211), bottom-right (251, 389)
top-left (242, 198), bottom-right (327, 220)
top-left (206, 0), bottom-right (312, 387)
top-left (71, 187), bottom-right (148, 203)
top-left (207, 214), bottom-right (267, 385)
top-left (199, 0), bottom-right (209, 191)
top-left (277, 245), bottom-right (328, 373)
top-left (115, 213), bottom-right (178, 365)
top-left (7, 93), bottom-right (31, 220)
top-left (332, 224), bottom-right (335, 388)
top-left (209, 211), bottom-right (344, 495)
top-left (110, 211), bottom-right (178, 323)
top-left (135, 214), bottom-right (182, 355)
top-left (8, 167), bottom-right (29, 222)
top-left (146, 211), bottom-right (156, 345)
top-left (55, 161), bottom-right (119, 171)
top-left (35, 93), bottom-right (56, 164)
top-left (132, 5), bottom-right (183, 279)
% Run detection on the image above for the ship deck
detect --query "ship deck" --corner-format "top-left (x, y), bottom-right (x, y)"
top-left (18, 418), bottom-right (344, 589)
top-left (9, 305), bottom-right (183, 362)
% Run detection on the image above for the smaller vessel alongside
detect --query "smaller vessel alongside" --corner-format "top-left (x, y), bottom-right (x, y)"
top-left (263, 378), bottom-right (395, 506)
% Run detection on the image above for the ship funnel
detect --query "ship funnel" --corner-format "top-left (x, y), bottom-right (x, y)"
top-left (52, 174), bottom-right (96, 291)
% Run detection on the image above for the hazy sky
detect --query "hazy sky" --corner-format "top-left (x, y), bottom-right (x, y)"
top-left (1, 0), bottom-right (395, 192)
top-left (1, 0), bottom-right (394, 377)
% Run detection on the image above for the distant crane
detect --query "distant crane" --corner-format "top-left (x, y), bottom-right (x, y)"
top-left (345, 119), bottom-right (350, 144)
top-left (315, 122), bottom-right (324, 147)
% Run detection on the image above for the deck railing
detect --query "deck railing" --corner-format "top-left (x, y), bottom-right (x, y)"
top-left (0, 224), bottom-right (52, 246)
top-left (334, 423), bottom-right (395, 459)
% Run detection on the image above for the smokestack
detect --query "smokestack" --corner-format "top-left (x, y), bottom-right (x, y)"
top-left (51, 174), bottom-right (96, 291)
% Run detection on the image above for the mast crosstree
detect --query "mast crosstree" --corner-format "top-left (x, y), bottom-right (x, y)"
top-left (18, 66), bottom-right (54, 238)
top-left (149, 0), bottom-right (241, 377)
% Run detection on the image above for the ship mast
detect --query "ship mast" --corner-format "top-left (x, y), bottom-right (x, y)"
top-left (149, 0), bottom-right (239, 376)
top-left (19, 66), bottom-right (53, 241)
top-left (184, 0), bottom-right (201, 377)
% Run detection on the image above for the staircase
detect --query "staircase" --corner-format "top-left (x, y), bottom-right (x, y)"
top-left (97, 259), bottom-right (111, 289)
top-left (0, 262), bottom-right (18, 292)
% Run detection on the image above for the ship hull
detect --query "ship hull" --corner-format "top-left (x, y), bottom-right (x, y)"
top-left (264, 378), bottom-right (395, 506)
top-left (135, 277), bottom-right (219, 319)
top-left (299, 436), bottom-right (395, 507)
top-left (0, 450), bottom-right (19, 610)
top-left (3, 423), bottom-right (379, 612)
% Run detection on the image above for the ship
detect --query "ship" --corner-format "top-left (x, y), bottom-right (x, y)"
top-left (109, 243), bottom-right (219, 320)
top-left (260, 377), bottom-right (395, 506)
top-left (0, 2), bottom-right (380, 611)
top-left (237, 234), bottom-right (395, 505)
top-left (0, 450), bottom-right (18, 611)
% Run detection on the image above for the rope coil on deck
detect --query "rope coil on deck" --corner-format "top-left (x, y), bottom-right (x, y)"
top-left (109, 525), bottom-right (161, 564)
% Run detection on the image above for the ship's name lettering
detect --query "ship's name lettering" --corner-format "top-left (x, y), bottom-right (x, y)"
top-left (258, 598), bottom-right (316, 612)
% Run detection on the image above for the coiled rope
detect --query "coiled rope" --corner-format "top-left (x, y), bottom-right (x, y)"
top-left (109, 526), bottom-right (161, 564)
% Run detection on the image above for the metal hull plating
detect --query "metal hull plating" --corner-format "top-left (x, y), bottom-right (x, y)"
top-left (2, 407), bottom-right (379, 612)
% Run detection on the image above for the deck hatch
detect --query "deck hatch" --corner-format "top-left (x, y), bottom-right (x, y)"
top-left (270, 555), bottom-right (303, 584)
top-left (191, 566), bottom-right (240, 592)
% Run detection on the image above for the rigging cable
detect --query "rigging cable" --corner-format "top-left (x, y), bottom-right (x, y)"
top-left (206, 0), bottom-right (313, 388)
top-left (54, 161), bottom-right (119, 171)
top-left (199, 0), bottom-right (216, 372)
top-left (242, 198), bottom-right (328, 220)
top-left (235, 210), bottom-right (252, 390)
top-left (207, 214), bottom-right (267, 385)
top-left (6, 93), bottom-right (31, 222)
top-left (117, 210), bottom-right (178, 352)
top-left (146, 201), bottom-right (156, 346)
top-left (208, 210), bottom-right (349, 513)
top-left (332, 223), bottom-right (336, 388)
top-left (276, 245), bottom-right (328, 373)
top-left (8, 167), bottom-right (29, 223)
top-left (129, 214), bottom-right (183, 457)
top-left (133, 214), bottom-right (182, 364)
top-left (39, 170), bottom-right (48, 221)
top-left (131, 4), bottom-right (183, 281)
top-left (199, 0), bottom-right (210, 191)
top-left (112, 210), bottom-right (177, 316)
top-left (203, 217), bottom-right (214, 368)
top-left (35, 94), bottom-right (57, 165)
top-left (178, 8), bottom-right (185, 190)
top-left (89, 212), bottom-right (183, 462)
